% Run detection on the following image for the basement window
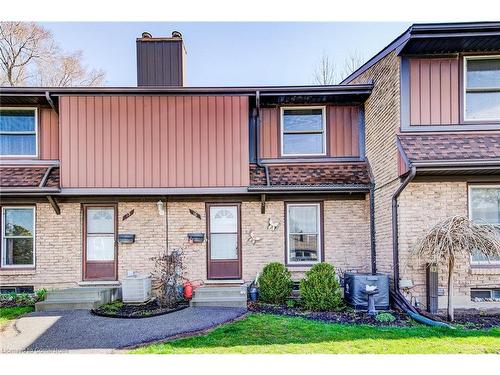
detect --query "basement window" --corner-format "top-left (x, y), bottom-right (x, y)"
top-left (1, 207), bottom-right (36, 268)
top-left (0, 108), bottom-right (38, 157)
top-left (464, 56), bottom-right (500, 121)
top-left (468, 185), bottom-right (500, 265)
top-left (281, 107), bottom-right (326, 156)
top-left (471, 289), bottom-right (500, 302)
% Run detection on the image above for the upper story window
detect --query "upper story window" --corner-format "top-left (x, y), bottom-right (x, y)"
top-left (281, 107), bottom-right (326, 156)
top-left (468, 185), bottom-right (500, 265)
top-left (0, 108), bottom-right (38, 157)
top-left (464, 56), bottom-right (500, 121)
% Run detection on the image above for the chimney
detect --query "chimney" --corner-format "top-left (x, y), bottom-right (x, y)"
top-left (136, 31), bottom-right (186, 87)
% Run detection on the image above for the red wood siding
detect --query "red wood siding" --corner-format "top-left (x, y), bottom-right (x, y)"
top-left (260, 105), bottom-right (361, 159)
top-left (59, 95), bottom-right (249, 188)
top-left (39, 108), bottom-right (59, 160)
top-left (409, 58), bottom-right (460, 125)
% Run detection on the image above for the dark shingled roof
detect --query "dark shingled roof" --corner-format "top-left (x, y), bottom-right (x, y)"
top-left (0, 166), bottom-right (60, 188)
top-left (398, 134), bottom-right (500, 162)
top-left (249, 163), bottom-right (371, 187)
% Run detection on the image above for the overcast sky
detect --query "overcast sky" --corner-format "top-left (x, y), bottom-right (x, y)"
top-left (42, 22), bottom-right (410, 87)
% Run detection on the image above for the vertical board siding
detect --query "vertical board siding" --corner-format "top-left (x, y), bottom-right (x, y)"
top-left (39, 108), bottom-right (59, 160)
top-left (409, 58), bottom-right (460, 125)
top-left (59, 95), bottom-right (249, 188)
top-left (260, 105), bottom-right (361, 159)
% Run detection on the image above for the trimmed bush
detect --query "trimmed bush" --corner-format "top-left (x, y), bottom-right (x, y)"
top-left (300, 263), bottom-right (342, 311)
top-left (258, 263), bottom-right (293, 304)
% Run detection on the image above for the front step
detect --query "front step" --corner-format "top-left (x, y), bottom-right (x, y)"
top-left (35, 286), bottom-right (121, 311)
top-left (190, 285), bottom-right (247, 308)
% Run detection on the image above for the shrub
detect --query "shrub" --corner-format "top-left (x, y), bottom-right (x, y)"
top-left (375, 312), bottom-right (396, 323)
top-left (36, 289), bottom-right (47, 301)
top-left (258, 263), bottom-right (293, 304)
top-left (299, 263), bottom-right (342, 311)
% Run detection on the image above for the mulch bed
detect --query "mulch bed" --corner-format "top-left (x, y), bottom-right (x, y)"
top-left (92, 300), bottom-right (189, 319)
top-left (437, 311), bottom-right (500, 330)
top-left (248, 302), bottom-right (412, 327)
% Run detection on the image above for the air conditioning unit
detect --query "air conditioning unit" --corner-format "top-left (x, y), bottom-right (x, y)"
top-left (121, 273), bottom-right (152, 303)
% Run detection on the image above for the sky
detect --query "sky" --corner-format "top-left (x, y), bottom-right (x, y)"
top-left (41, 22), bottom-right (411, 87)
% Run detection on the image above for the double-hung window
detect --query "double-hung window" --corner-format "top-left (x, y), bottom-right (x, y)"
top-left (464, 56), bottom-right (500, 121)
top-left (286, 203), bottom-right (322, 265)
top-left (0, 108), bottom-right (38, 157)
top-left (468, 185), bottom-right (500, 265)
top-left (281, 107), bottom-right (326, 156)
top-left (1, 207), bottom-right (36, 268)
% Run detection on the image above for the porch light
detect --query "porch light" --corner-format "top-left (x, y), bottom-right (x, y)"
top-left (157, 200), bottom-right (165, 216)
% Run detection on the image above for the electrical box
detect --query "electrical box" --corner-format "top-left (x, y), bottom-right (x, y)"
top-left (426, 263), bottom-right (438, 314)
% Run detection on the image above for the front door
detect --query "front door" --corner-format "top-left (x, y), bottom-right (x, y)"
top-left (207, 203), bottom-right (241, 279)
top-left (83, 205), bottom-right (118, 281)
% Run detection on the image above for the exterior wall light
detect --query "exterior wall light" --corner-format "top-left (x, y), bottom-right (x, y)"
top-left (157, 200), bottom-right (165, 216)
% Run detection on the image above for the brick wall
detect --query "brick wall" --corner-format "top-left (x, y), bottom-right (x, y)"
top-left (1, 197), bottom-right (371, 289)
top-left (350, 51), bottom-right (401, 275)
top-left (399, 182), bottom-right (500, 309)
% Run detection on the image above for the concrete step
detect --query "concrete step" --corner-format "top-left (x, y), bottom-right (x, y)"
top-left (35, 300), bottom-right (101, 311)
top-left (190, 297), bottom-right (247, 308)
top-left (194, 286), bottom-right (247, 298)
top-left (37, 286), bottom-right (121, 311)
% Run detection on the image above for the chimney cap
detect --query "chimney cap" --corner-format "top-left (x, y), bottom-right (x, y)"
top-left (171, 31), bottom-right (182, 38)
top-left (141, 32), bottom-right (152, 38)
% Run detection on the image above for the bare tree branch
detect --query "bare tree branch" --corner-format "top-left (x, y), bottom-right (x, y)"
top-left (312, 54), bottom-right (338, 85)
top-left (0, 22), bottom-right (105, 87)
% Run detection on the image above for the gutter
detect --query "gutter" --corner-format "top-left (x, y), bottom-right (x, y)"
top-left (254, 91), bottom-right (270, 186)
top-left (247, 184), bottom-right (371, 193)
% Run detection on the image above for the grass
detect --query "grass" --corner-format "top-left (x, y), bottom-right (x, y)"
top-left (131, 313), bottom-right (500, 354)
top-left (0, 306), bottom-right (34, 329)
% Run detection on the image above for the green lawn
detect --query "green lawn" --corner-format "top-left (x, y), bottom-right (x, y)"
top-left (0, 306), bottom-right (34, 328)
top-left (132, 313), bottom-right (500, 354)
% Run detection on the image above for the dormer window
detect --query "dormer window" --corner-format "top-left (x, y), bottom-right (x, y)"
top-left (280, 106), bottom-right (326, 156)
top-left (464, 56), bottom-right (500, 121)
top-left (0, 108), bottom-right (38, 157)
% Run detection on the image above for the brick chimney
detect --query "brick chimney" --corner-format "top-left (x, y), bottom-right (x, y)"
top-left (136, 31), bottom-right (186, 87)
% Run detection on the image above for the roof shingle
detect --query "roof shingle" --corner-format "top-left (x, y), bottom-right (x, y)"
top-left (398, 134), bottom-right (500, 162)
top-left (0, 167), bottom-right (60, 188)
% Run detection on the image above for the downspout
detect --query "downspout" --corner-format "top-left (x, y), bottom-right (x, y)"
top-left (391, 165), bottom-right (453, 328)
top-left (45, 91), bottom-right (58, 114)
top-left (254, 91), bottom-right (270, 186)
top-left (369, 183), bottom-right (376, 274)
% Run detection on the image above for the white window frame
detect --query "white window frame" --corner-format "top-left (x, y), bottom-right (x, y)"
top-left (1, 206), bottom-right (36, 268)
top-left (0, 107), bottom-right (38, 158)
top-left (280, 106), bottom-right (327, 157)
top-left (286, 202), bottom-right (322, 265)
top-left (468, 184), bottom-right (500, 266)
top-left (463, 55), bottom-right (500, 122)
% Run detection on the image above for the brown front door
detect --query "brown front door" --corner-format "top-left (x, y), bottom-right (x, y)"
top-left (83, 204), bottom-right (118, 281)
top-left (207, 203), bottom-right (242, 279)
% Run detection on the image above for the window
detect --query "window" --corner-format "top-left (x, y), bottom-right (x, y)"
top-left (468, 185), bottom-right (500, 265)
top-left (471, 289), bottom-right (500, 301)
top-left (1, 207), bottom-right (35, 268)
top-left (281, 107), bottom-right (326, 156)
top-left (0, 286), bottom-right (34, 294)
top-left (464, 56), bottom-right (500, 121)
top-left (0, 108), bottom-right (38, 157)
top-left (85, 207), bottom-right (116, 261)
top-left (286, 203), bottom-right (322, 265)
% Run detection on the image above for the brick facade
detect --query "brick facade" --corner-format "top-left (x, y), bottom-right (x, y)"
top-left (0, 197), bottom-right (371, 290)
top-left (399, 182), bottom-right (500, 309)
top-left (350, 51), bottom-right (401, 275)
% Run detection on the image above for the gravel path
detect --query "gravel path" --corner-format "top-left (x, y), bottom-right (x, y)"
top-left (0, 307), bottom-right (246, 353)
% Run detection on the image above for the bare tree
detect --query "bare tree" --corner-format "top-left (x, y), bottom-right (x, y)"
top-left (410, 216), bottom-right (500, 321)
top-left (312, 51), bottom-right (366, 86)
top-left (312, 54), bottom-right (338, 85)
top-left (0, 22), bottom-right (105, 87)
top-left (340, 50), bottom-right (365, 82)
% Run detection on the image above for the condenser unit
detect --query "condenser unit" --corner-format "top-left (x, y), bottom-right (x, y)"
top-left (121, 274), bottom-right (152, 303)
